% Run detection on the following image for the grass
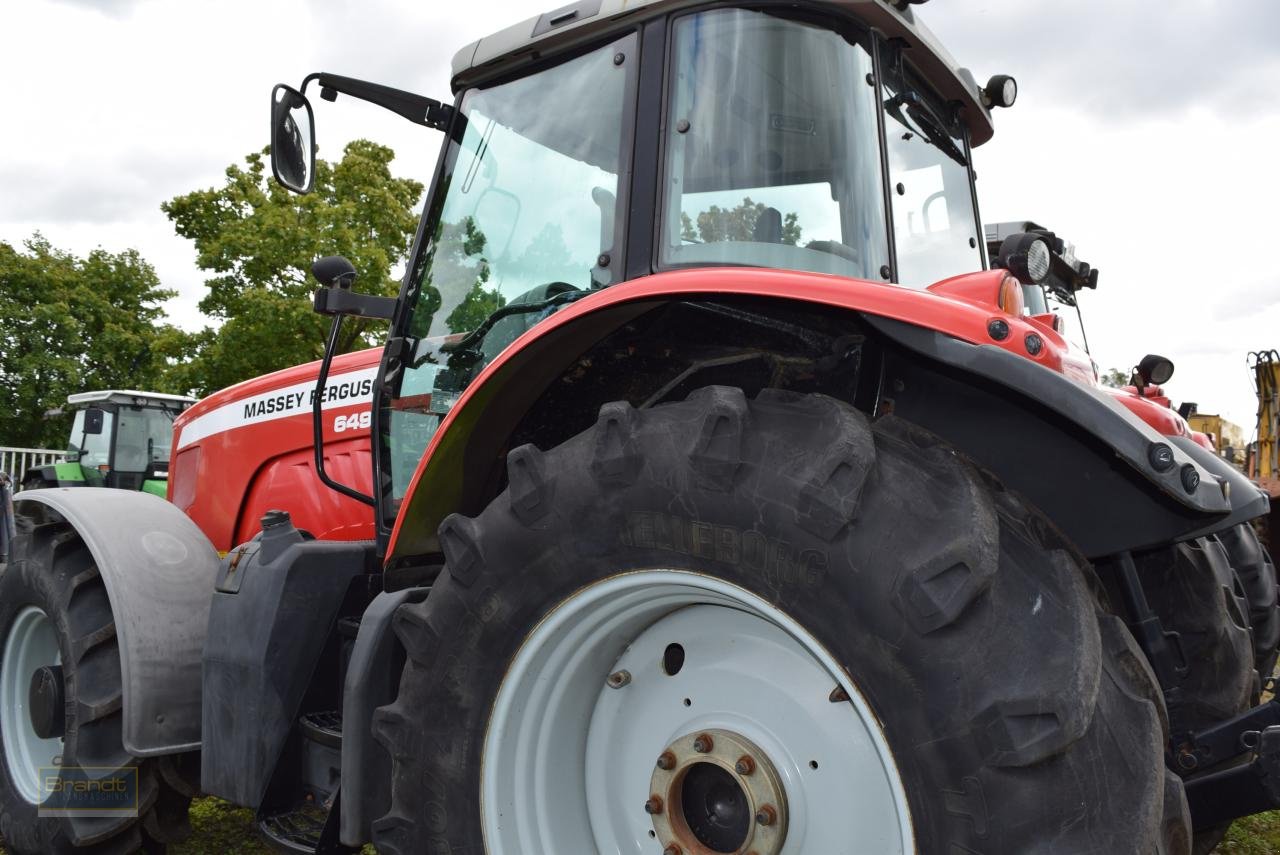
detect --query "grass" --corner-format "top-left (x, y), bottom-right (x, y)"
top-left (1220, 811), bottom-right (1280, 853)
top-left (0, 795), bottom-right (1274, 852)
top-left (174, 798), bottom-right (271, 854)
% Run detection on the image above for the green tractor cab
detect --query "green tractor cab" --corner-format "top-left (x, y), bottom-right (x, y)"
top-left (22, 391), bottom-right (197, 496)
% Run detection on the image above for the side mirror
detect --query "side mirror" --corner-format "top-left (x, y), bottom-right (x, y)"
top-left (271, 84), bottom-right (316, 194)
top-left (1133, 354), bottom-right (1175, 390)
top-left (84, 408), bottom-right (105, 435)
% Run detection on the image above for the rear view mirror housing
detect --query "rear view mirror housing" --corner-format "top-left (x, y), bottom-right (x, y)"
top-left (84, 408), bottom-right (105, 436)
top-left (271, 84), bottom-right (316, 194)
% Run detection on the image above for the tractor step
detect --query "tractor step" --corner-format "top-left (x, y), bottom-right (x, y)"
top-left (1185, 724), bottom-right (1280, 829)
top-left (258, 803), bottom-right (329, 853)
top-left (300, 710), bottom-right (342, 749)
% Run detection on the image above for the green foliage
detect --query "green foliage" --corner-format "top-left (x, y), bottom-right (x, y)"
top-left (162, 140), bottom-right (424, 395)
top-left (0, 235), bottom-right (188, 450)
top-left (680, 197), bottom-right (801, 246)
top-left (446, 281), bottom-right (506, 336)
top-left (1100, 367), bottom-right (1132, 388)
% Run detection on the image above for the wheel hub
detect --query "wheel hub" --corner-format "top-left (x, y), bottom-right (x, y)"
top-left (481, 571), bottom-right (913, 854)
top-left (1, 606), bottom-right (63, 805)
top-left (28, 664), bottom-right (65, 740)
top-left (649, 728), bottom-right (787, 855)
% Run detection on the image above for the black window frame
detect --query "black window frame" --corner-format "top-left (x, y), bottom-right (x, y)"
top-left (372, 28), bottom-right (643, 547)
top-left (649, 4), bottom-right (891, 281)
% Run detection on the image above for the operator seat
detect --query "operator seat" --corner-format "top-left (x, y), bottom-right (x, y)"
top-left (753, 206), bottom-right (783, 243)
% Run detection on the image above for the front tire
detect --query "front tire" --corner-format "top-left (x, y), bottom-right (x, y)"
top-left (0, 518), bottom-right (193, 853)
top-left (373, 387), bottom-right (1189, 853)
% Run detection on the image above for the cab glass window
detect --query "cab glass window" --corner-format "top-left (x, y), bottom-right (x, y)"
top-left (881, 60), bottom-right (983, 286)
top-left (660, 8), bottom-right (889, 280)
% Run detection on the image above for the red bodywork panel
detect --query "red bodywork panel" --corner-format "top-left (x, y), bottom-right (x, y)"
top-left (170, 348), bottom-right (380, 553)
top-left (386, 267), bottom-right (1098, 559)
top-left (1104, 385), bottom-right (1215, 451)
top-left (163, 267), bottom-right (1216, 560)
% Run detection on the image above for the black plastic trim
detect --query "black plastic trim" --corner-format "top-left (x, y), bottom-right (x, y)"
top-left (869, 315), bottom-right (1231, 515)
top-left (339, 587), bottom-right (430, 847)
top-left (866, 315), bottom-right (1246, 557)
top-left (625, 17), bottom-right (666, 283)
top-left (1168, 434), bottom-right (1271, 538)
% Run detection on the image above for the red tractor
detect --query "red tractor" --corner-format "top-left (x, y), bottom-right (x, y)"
top-left (5, 3), bottom-right (1277, 854)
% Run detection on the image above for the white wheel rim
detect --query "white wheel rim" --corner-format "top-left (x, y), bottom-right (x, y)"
top-left (1, 606), bottom-right (62, 805)
top-left (482, 570), bottom-right (913, 854)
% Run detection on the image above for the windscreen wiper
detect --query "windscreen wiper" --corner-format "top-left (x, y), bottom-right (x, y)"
top-left (884, 91), bottom-right (968, 168)
top-left (439, 289), bottom-right (587, 355)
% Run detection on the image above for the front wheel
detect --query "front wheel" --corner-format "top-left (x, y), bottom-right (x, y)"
top-left (0, 518), bottom-right (193, 853)
top-left (373, 387), bottom-right (1189, 853)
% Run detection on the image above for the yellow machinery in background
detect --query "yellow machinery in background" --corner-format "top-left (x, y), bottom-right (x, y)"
top-left (1249, 350), bottom-right (1280, 560)
top-left (1189, 412), bottom-right (1248, 465)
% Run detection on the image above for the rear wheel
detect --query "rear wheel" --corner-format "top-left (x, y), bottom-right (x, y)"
top-left (0, 519), bottom-right (193, 853)
top-left (372, 387), bottom-right (1189, 853)
top-left (1140, 537), bottom-right (1257, 855)
top-left (1219, 523), bottom-right (1280, 683)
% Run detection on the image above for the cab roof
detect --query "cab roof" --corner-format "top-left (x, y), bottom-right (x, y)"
top-left (451, 0), bottom-right (997, 146)
top-left (66, 390), bottom-right (197, 408)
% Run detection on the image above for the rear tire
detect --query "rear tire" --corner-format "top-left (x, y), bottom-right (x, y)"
top-left (1140, 537), bottom-right (1257, 736)
top-left (372, 388), bottom-right (1189, 853)
top-left (1219, 522), bottom-right (1280, 683)
top-left (0, 518), bottom-right (193, 853)
top-left (1139, 537), bottom-right (1257, 855)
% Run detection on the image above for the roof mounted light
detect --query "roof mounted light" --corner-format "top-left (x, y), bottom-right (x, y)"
top-left (996, 233), bottom-right (1051, 285)
top-left (982, 74), bottom-right (1017, 109)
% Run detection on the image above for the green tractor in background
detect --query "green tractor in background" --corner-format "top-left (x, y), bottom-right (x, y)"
top-left (21, 390), bottom-right (196, 496)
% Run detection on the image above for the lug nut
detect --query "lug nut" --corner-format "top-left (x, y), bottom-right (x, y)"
top-left (656, 751), bottom-right (676, 771)
top-left (692, 733), bottom-right (714, 753)
top-left (735, 755), bottom-right (755, 775)
top-left (606, 669), bottom-right (631, 689)
top-left (645, 795), bottom-right (663, 815)
top-left (663, 846), bottom-right (683, 855)
top-left (755, 804), bottom-right (777, 827)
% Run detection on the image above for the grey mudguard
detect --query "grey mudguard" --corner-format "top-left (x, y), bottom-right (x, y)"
top-left (14, 489), bottom-right (218, 757)
top-left (866, 316), bottom-right (1259, 556)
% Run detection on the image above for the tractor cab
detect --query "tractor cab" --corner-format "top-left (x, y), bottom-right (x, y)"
top-left (23, 390), bottom-right (196, 494)
top-left (269, 0), bottom-right (1026, 533)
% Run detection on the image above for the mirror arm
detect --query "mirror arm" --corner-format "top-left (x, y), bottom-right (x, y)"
top-left (312, 314), bottom-right (377, 508)
top-left (313, 287), bottom-right (396, 320)
top-left (302, 72), bottom-right (454, 131)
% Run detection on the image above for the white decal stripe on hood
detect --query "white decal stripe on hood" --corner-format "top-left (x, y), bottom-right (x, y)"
top-left (175, 367), bottom-right (378, 450)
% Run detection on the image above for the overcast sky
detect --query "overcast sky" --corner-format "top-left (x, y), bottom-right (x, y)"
top-left (3, 0), bottom-right (1277, 431)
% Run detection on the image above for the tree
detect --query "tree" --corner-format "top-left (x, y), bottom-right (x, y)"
top-left (0, 235), bottom-right (188, 449)
top-left (680, 197), bottom-right (801, 246)
top-left (1100, 368), bottom-right (1132, 389)
top-left (162, 140), bottom-right (424, 395)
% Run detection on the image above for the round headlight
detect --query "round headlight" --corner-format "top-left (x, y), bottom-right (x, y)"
top-left (1025, 238), bottom-right (1050, 283)
top-left (996, 233), bottom-right (1052, 285)
top-left (984, 74), bottom-right (1018, 109)
top-left (1002, 77), bottom-right (1017, 106)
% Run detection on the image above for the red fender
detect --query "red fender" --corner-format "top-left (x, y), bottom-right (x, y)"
top-left (388, 267), bottom-right (1095, 559)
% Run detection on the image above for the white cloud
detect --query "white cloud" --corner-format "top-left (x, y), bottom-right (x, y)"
top-left (2, 0), bottom-right (1276, 430)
